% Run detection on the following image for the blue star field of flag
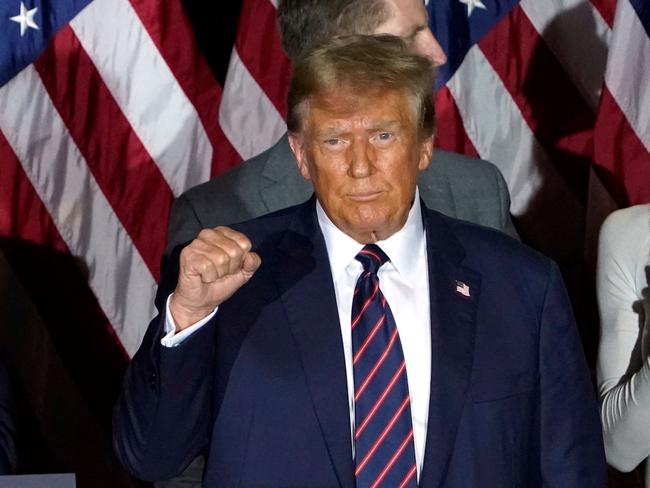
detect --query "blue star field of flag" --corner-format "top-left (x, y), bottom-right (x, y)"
top-left (428, 0), bottom-right (519, 88)
top-left (1, 0), bottom-right (92, 87)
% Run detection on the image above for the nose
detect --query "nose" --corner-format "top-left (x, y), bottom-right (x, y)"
top-left (349, 139), bottom-right (373, 178)
top-left (416, 28), bottom-right (447, 67)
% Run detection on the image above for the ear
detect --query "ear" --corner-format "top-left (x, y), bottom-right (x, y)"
top-left (417, 135), bottom-right (434, 171)
top-left (288, 132), bottom-right (312, 181)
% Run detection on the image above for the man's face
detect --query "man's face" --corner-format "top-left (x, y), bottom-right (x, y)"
top-left (373, 0), bottom-right (447, 67)
top-left (289, 89), bottom-right (433, 244)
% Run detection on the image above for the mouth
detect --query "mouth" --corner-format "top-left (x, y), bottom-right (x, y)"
top-left (346, 191), bottom-right (383, 202)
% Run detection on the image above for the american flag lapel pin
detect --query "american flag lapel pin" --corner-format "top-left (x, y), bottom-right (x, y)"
top-left (455, 280), bottom-right (470, 297)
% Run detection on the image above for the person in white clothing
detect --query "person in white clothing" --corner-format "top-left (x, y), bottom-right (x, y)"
top-left (597, 203), bottom-right (650, 484)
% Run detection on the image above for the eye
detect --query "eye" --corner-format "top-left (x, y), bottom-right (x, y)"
top-left (404, 33), bottom-right (417, 45)
top-left (373, 131), bottom-right (395, 146)
top-left (403, 28), bottom-right (421, 45)
top-left (321, 138), bottom-right (347, 151)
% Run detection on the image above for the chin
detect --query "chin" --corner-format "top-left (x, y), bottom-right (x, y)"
top-left (348, 219), bottom-right (394, 241)
top-left (352, 207), bottom-right (396, 227)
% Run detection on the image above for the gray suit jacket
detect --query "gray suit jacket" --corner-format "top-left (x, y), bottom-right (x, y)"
top-left (167, 135), bottom-right (517, 251)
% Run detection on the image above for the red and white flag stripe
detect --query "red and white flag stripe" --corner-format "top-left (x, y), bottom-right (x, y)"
top-left (0, 64), bottom-right (157, 357)
top-left (1, 0), bottom-right (222, 357)
top-left (593, 0), bottom-right (650, 206)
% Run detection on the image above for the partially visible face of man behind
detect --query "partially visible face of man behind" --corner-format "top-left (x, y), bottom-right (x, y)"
top-left (290, 85), bottom-right (432, 244)
top-left (374, 0), bottom-right (447, 67)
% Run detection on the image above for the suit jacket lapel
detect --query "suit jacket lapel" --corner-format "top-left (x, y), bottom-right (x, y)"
top-left (268, 198), bottom-right (355, 488)
top-left (419, 207), bottom-right (481, 487)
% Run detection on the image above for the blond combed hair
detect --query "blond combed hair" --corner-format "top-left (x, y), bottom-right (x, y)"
top-left (287, 35), bottom-right (436, 140)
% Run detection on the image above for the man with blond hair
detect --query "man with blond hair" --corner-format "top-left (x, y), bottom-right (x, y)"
top-left (115, 35), bottom-right (604, 487)
top-left (156, 2), bottom-right (518, 484)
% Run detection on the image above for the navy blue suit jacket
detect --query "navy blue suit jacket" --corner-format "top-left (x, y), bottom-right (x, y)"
top-left (114, 197), bottom-right (605, 487)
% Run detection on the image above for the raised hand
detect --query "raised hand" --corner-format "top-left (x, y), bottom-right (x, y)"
top-left (169, 227), bottom-right (261, 331)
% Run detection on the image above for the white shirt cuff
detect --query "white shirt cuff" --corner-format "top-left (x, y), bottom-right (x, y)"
top-left (160, 294), bottom-right (218, 347)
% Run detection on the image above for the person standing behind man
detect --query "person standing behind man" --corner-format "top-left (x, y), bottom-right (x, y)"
top-left (114, 34), bottom-right (605, 487)
top-left (166, 0), bottom-right (517, 256)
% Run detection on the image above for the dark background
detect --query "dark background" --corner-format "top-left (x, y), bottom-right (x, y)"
top-left (183, 1), bottom-right (243, 85)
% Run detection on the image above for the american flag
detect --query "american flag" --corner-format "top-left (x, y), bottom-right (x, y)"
top-left (431, 0), bottom-right (649, 256)
top-left (0, 0), bottom-right (223, 483)
top-left (0, 0), bottom-right (648, 483)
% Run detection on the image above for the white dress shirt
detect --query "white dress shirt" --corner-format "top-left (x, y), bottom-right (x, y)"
top-left (162, 191), bottom-right (432, 477)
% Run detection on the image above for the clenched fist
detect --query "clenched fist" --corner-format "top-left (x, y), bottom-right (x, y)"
top-left (169, 227), bottom-right (261, 331)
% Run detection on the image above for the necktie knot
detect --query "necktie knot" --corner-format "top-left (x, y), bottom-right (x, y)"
top-left (355, 244), bottom-right (389, 275)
